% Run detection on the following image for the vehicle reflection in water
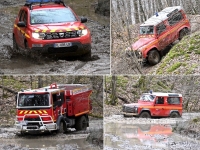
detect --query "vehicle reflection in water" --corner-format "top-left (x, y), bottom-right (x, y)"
top-left (105, 123), bottom-right (173, 149)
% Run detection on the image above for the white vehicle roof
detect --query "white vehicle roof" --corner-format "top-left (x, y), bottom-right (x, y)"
top-left (143, 92), bottom-right (182, 97)
top-left (140, 6), bottom-right (182, 26)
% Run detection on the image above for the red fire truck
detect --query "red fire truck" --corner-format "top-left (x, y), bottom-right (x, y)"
top-left (15, 83), bottom-right (92, 134)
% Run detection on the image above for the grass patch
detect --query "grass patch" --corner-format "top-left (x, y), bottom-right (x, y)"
top-left (167, 62), bottom-right (182, 73)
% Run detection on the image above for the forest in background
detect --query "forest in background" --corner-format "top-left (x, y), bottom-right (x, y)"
top-left (105, 75), bottom-right (200, 112)
top-left (0, 75), bottom-right (103, 126)
top-left (111, 0), bottom-right (200, 74)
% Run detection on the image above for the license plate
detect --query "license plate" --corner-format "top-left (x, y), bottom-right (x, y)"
top-left (54, 42), bottom-right (72, 48)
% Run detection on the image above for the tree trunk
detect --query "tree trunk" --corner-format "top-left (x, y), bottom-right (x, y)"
top-left (111, 76), bottom-right (117, 105)
top-left (133, 0), bottom-right (139, 23)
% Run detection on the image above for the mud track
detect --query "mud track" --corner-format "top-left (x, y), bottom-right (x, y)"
top-left (0, 2), bottom-right (110, 75)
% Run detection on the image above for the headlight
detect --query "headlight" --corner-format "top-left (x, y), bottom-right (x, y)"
top-left (32, 32), bottom-right (45, 39)
top-left (77, 29), bottom-right (88, 36)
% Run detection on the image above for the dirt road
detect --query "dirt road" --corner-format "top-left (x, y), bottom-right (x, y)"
top-left (0, 1), bottom-right (110, 74)
top-left (0, 119), bottom-right (103, 150)
top-left (104, 113), bottom-right (200, 150)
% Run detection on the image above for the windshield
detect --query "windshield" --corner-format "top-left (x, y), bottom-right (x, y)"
top-left (140, 26), bottom-right (154, 35)
top-left (18, 93), bottom-right (49, 107)
top-left (139, 94), bottom-right (155, 101)
top-left (30, 8), bottom-right (77, 24)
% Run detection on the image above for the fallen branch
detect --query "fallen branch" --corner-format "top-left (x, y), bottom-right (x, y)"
top-left (104, 89), bottom-right (129, 103)
top-left (0, 85), bottom-right (17, 94)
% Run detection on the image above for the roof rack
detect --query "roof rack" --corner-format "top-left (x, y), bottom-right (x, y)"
top-left (24, 0), bottom-right (67, 10)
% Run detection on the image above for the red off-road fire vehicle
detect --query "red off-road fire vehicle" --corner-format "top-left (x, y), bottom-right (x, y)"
top-left (13, 0), bottom-right (91, 58)
top-left (122, 92), bottom-right (183, 118)
top-left (14, 83), bottom-right (92, 134)
top-left (127, 6), bottom-right (190, 65)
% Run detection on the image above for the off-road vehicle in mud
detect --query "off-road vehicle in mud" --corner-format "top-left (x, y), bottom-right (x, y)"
top-left (13, 0), bottom-right (91, 58)
top-left (127, 6), bottom-right (190, 65)
top-left (15, 83), bottom-right (92, 135)
top-left (122, 92), bottom-right (183, 118)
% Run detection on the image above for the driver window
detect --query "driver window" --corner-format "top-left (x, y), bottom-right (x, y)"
top-left (156, 23), bottom-right (166, 35)
top-left (156, 97), bottom-right (164, 104)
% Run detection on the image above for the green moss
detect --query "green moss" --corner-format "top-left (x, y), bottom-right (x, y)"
top-left (167, 62), bottom-right (182, 73)
top-left (186, 64), bottom-right (198, 75)
top-left (157, 81), bottom-right (169, 90)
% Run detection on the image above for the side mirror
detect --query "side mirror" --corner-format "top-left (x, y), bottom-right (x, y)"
top-left (81, 17), bottom-right (87, 23)
top-left (17, 21), bottom-right (26, 27)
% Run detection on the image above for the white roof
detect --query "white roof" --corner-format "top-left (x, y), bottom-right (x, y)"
top-left (143, 92), bottom-right (182, 97)
top-left (140, 6), bottom-right (182, 26)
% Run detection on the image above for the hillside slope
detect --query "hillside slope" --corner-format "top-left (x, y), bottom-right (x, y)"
top-left (152, 31), bottom-right (200, 75)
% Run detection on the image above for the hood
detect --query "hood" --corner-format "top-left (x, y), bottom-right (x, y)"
top-left (31, 22), bottom-right (85, 32)
top-left (132, 37), bottom-right (155, 50)
top-left (124, 101), bottom-right (154, 107)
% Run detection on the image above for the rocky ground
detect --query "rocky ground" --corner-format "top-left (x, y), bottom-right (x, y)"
top-left (0, 1), bottom-right (110, 74)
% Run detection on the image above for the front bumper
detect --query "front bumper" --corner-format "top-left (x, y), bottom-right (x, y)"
top-left (15, 114), bottom-right (57, 134)
top-left (122, 112), bottom-right (139, 116)
top-left (31, 42), bottom-right (91, 56)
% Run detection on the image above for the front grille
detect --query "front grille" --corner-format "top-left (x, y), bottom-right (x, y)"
top-left (123, 105), bottom-right (137, 113)
top-left (27, 126), bottom-right (38, 129)
top-left (44, 31), bottom-right (79, 40)
top-left (48, 45), bottom-right (78, 53)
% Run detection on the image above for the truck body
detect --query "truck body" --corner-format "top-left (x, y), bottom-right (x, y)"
top-left (15, 83), bottom-right (92, 134)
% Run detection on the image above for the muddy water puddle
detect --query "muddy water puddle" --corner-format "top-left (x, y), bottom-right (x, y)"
top-left (0, 137), bottom-right (97, 150)
top-left (104, 122), bottom-right (200, 150)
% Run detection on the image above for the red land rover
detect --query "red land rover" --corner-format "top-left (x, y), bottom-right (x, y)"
top-left (122, 92), bottom-right (183, 118)
top-left (127, 6), bottom-right (190, 65)
top-left (13, 0), bottom-right (91, 58)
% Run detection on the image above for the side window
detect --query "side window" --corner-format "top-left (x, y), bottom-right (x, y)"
top-left (23, 11), bottom-right (28, 25)
top-left (167, 97), bottom-right (180, 104)
top-left (53, 92), bottom-right (64, 109)
top-left (168, 11), bottom-right (183, 26)
top-left (156, 23), bottom-right (166, 35)
top-left (19, 10), bottom-right (25, 21)
top-left (155, 97), bottom-right (164, 104)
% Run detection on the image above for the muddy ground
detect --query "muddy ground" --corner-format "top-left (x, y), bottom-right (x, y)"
top-left (0, 1), bottom-right (110, 74)
top-left (0, 118), bottom-right (103, 150)
top-left (104, 106), bottom-right (200, 150)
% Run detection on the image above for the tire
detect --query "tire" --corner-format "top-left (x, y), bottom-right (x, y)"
top-left (170, 112), bottom-right (180, 118)
top-left (75, 116), bottom-right (87, 131)
top-left (147, 50), bottom-right (160, 65)
top-left (13, 36), bottom-right (19, 54)
top-left (139, 124), bottom-right (151, 131)
top-left (139, 112), bottom-right (151, 118)
top-left (179, 28), bottom-right (189, 40)
top-left (82, 50), bottom-right (91, 60)
top-left (58, 121), bottom-right (65, 133)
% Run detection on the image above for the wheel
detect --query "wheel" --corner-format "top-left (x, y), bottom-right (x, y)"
top-left (139, 112), bottom-right (151, 118)
top-left (75, 116), bottom-right (87, 131)
top-left (82, 50), bottom-right (91, 60)
top-left (170, 112), bottom-right (180, 118)
top-left (57, 121), bottom-right (65, 133)
top-left (148, 50), bottom-right (160, 65)
top-left (13, 36), bottom-right (19, 54)
top-left (139, 124), bottom-right (151, 131)
top-left (179, 28), bottom-right (189, 40)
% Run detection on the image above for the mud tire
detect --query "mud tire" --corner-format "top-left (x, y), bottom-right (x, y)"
top-left (170, 112), bottom-right (180, 118)
top-left (179, 28), bottom-right (189, 40)
top-left (148, 50), bottom-right (160, 65)
top-left (139, 112), bottom-right (151, 118)
top-left (58, 121), bottom-right (65, 133)
top-left (82, 50), bottom-right (92, 61)
top-left (75, 116), bottom-right (87, 131)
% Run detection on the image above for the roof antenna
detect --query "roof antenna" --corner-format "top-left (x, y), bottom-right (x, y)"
top-left (155, 12), bottom-right (158, 17)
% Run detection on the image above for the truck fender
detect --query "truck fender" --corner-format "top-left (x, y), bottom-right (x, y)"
top-left (139, 108), bottom-right (151, 115)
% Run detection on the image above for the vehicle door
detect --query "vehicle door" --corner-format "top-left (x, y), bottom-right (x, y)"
top-left (16, 9), bottom-right (28, 48)
top-left (52, 92), bottom-right (64, 121)
top-left (156, 22), bottom-right (171, 50)
top-left (168, 11), bottom-right (184, 42)
top-left (153, 96), bottom-right (167, 116)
